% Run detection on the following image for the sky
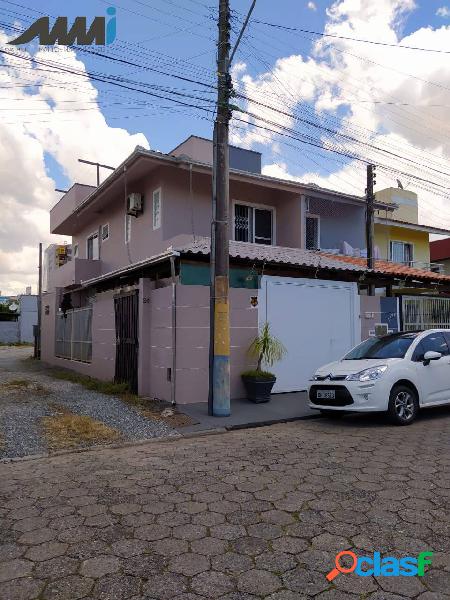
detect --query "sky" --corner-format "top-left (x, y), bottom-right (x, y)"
top-left (1, 0), bottom-right (450, 294)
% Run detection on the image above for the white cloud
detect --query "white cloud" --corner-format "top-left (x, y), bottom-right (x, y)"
top-left (436, 6), bottom-right (450, 18)
top-left (307, 2), bottom-right (317, 10)
top-left (0, 34), bottom-right (149, 294)
top-left (231, 0), bottom-right (450, 230)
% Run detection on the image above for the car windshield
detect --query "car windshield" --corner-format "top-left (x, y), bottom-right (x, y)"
top-left (344, 333), bottom-right (419, 360)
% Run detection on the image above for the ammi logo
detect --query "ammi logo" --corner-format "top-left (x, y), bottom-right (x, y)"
top-left (8, 7), bottom-right (116, 46)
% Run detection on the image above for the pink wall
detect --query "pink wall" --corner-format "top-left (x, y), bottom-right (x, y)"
top-left (148, 285), bottom-right (173, 401)
top-left (51, 184), bottom-right (95, 234)
top-left (67, 167), bottom-right (303, 284)
top-left (143, 284), bottom-right (258, 405)
top-left (138, 277), bottom-right (154, 397)
top-left (48, 259), bottom-right (101, 292)
top-left (40, 289), bottom-right (115, 381)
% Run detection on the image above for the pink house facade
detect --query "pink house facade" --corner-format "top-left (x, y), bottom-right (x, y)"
top-left (41, 136), bottom-right (450, 405)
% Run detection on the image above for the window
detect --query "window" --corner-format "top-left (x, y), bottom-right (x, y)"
top-left (125, 214), bottom-right (131, 243)
top-left (234, 203), bottom-right (274, 245)
top-left (101, 223), bottom-right (109, 241)
top-left (305, 215), bottom-right (320, 250)
top-left (86, 232), bottom-right (99, 260)
top-left (153, 188), bottom-right (161, 230)
top-left (412, 333), bottom-right (449, 362)
top-left (73, 243), bottom-right (79, 258)
top-left (344, 333), bottom-right (418, 360)
top-left (390, 241), bottom-right (413, 265)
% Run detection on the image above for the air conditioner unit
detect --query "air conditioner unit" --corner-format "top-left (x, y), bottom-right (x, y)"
top-left (374, 323), bottom-right (389, 337)
top-left (127, 193), bottom-right (143, 216)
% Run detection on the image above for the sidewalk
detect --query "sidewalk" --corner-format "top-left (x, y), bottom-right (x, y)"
top-left (178, 391), bottom-right (317, 434)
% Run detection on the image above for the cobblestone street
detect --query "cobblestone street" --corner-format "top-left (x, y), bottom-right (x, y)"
top-left (0, 412), bottom-right (449, 599)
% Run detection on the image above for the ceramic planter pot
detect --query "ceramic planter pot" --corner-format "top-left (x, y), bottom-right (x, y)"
top-left (242, 375), bottom-right (276, 403)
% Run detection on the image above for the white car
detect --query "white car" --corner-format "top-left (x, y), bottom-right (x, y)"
top-left (308, 329), bottom-right (450, 425)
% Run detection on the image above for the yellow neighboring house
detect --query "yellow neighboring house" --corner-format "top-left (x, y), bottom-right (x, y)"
top-left (374, 187), bottom-right (449, 272)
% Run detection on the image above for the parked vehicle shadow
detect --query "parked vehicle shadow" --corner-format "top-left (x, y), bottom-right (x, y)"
top-left (319, 404), bottom-right (450, 428)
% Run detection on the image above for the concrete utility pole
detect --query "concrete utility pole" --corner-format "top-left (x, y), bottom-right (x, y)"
top-left (209, 0), bottom-right (256, 416)
top-left (366, 164), bottom-right (376, 295)
top-left (210, 0), bottom-right (232, 416)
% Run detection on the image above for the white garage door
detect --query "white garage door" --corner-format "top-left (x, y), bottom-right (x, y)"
top-left (259, 276), bottom-right (360, 393)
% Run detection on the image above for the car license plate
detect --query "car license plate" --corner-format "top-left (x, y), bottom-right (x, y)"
top-left (317, 390), bottom-right (335, 400)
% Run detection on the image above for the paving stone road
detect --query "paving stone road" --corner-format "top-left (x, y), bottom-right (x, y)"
top-left (0, 411), bottom-right (449, 599)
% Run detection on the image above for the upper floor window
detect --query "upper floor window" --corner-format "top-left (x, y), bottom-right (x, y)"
top-left (153, 188), bottom-right (161, 230)
top-left (234, 203), bottom-right (274, 245)
top-left (86, 232), bottom-right (99, 260)
top-left (125, 214), bottom-right (131, 244)
top-left (101, 223), bottom-right (109, 241)
top-left (305, 215), bottom-right (320, 250)
top-left (390, 241), bottom-right (413, 265)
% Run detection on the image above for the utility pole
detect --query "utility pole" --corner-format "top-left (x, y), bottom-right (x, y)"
top-left (366, 164), bottom-right (376, 295)
top-left (209, 0), bottom-right (256, 416)
top-left (210, 0), bottom-right (232, 416)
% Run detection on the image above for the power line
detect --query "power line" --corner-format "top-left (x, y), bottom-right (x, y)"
top-left (253, 19), bottom-right (450, 55)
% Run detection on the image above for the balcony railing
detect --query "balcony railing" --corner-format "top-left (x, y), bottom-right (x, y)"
top-left (390, 260), bottom-right (445, 273)
top-left (49, 259), bottom-right (101, 290)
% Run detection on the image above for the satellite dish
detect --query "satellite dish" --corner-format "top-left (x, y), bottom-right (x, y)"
top-left (397, 179), bottom-right (404, 189)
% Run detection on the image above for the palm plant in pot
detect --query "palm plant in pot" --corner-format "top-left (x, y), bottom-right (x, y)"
top-left (241, 322), bottom-right (286, 403)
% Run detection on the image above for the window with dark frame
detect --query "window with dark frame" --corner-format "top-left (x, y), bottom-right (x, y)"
top-left (305, 215), bottom-right (320, 250)
top-left (234, 203), bottom-right (273, 245)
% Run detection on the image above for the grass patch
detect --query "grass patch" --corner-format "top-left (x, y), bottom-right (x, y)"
top-left (4, 378), bottom-right (29, 388)
top-left (0, 342), bottom-right (33, 347)
top-left (42, 409), bottom-right (121, 450)
top-left (49, 369), bottom-right (130, 395)
top-left (1, 378), bottom-right (49, 395)
top-left (49, 369), bottom-right (197, 428)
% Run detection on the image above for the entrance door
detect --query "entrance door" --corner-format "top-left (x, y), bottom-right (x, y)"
top-left (114, 292), bottom-right (139, 393)
top-left (259, 276), bottom-right (360, 392)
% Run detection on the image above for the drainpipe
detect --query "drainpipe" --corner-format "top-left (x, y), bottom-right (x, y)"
top-left (170, 255), bottom-right (177, 406)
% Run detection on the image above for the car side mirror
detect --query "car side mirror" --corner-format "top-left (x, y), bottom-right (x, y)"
top-left (423, 350), bottom-right (442, 366)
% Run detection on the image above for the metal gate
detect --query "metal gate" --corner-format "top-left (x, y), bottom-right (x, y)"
top-left (402, 295), bottom-right (450, 331)
top-left (55, 307), bottom-right (92, 362)
top-left (114, 292), bottom-right (139, 393)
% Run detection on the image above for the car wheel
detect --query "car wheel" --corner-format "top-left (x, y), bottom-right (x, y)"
top-left (388, 385), bottom-right (419, 425)
top-left (320, 410), bottom-right (344, 419)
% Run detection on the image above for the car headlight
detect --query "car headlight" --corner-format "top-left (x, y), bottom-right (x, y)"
top-left (346, 365), bottom-right (388, 382)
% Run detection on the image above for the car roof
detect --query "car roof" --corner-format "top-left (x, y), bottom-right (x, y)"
top-left (380, 329), bottom-right (450, 340)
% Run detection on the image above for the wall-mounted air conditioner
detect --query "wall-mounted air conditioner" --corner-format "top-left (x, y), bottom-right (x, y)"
top-left (127, 193), bottom-right (143, 216)
top-left (374, 323), bottom-right (389, 337)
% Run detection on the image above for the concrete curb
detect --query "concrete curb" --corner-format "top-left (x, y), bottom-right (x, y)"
top-left (0, 416), bottom-right (321, 464)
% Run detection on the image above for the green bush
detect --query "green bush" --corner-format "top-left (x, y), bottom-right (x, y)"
top-left (244, 322), bottom-right (286, 375)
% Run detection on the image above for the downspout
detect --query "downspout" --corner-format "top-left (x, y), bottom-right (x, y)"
top-left (170, 255), bottom-right (177, 406)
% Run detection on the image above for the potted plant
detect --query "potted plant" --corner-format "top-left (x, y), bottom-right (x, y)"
top-left (241, 322), bottom-right (286, 403)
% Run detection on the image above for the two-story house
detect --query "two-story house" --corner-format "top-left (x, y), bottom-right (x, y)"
top-left (41, 136), bottom-right (450, 407)
top-left (374, 187), bottom-right (449, 272)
